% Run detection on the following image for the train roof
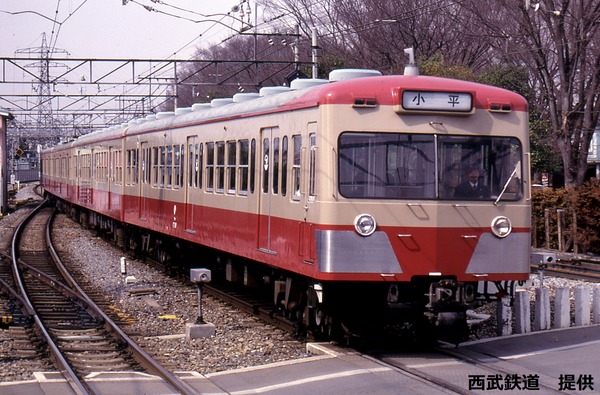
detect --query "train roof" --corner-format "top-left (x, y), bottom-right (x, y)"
top-left (43, 70), bottom-right (528, 152)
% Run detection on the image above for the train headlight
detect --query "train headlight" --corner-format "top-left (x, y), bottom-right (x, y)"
top-left (354, 214), bottom-right (377, 236)
top-left (491, 216), bottom-right (512, 238)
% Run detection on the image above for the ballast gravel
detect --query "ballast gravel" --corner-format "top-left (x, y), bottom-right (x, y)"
top-left (50, 213), bottom-right (311, 375)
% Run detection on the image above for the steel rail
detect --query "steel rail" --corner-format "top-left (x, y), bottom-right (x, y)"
top-left (11, 201), bottom-right (90, 395)
top-left (45, 210), bottom-right (199, 395)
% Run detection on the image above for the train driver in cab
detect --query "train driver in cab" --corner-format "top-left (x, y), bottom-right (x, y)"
top-left (454, 166), bottom-right (490, 199)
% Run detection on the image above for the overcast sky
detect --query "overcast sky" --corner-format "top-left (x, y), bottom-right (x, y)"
top-left (0, 0), bottom-right (252, 59)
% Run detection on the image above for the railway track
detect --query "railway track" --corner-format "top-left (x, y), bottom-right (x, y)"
top-left (203, 282), bottom-right (299, 335)
top-left (531, 256), bottom-right (600, 282)
top-left (10, 201), bottom-right (198, 395)
top-left (368, 344), bottom-right (562, 394)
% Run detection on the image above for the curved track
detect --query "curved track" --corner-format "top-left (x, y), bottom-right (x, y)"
top-left (10, 201), bottom-right (198, 395)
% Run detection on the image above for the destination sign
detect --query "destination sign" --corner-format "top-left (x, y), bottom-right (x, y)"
top-left (401, 90), bottom-right (473, 112)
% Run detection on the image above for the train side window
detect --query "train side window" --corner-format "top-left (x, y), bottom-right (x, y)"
top-left (115, 150), bottom-right (123, 185)
top-left (166, 145), bottom-right (173, 188)
top-left (206, 142), bottom-right (215, 192)
top-left (281, 136), bottom-right (288, 197)
top-left (143, 147), bottom-right (151, 185)
top-left (292, 135), bottom-right (301, 201)
top-left (74, 155), bottom-right (78, 179)
top-left (198, 143), bottom-right (203, 189)
top-left (239, 139), bottom-right (249, 195)
top-left (92, 154), bottom-right (96, 181)
top-left (102, 152), bottom-right (107, 182)
top-left (160, 146), bottom-right (167, 188)
top-left (125, 149), bottom-right (135, 185)
top-left (152, 147), bottom-right (159, 187)
top-left (216, 141), bottom-right (225, 193)
top-left (126, 149), bottom-right (136, 186)
top-left (227, 140), bottom-right (236, 194)
top-left (126, 150), bottom-right (131, 185)
top-left (273, 137), bottom-right (280, 195)
top-left (132, 149), bottom-right (139, 185)
top-left (174, 144), bottom-right (182, 189)
top-left (250, 139), bottom-right (256, 194)
top-left (308, 133), bottom-right (317, 200)
top-left (262, 138), bottom-right (270, 194)
top-left (188, 140), bottom-right (196, 188)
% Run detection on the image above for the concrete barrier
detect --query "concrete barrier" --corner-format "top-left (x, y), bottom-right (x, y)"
top-left (553, 287), bottom-right (570, 329)
top-left (534, 287), bottom-right (551, 331)
top-left (594, 288), bottom-right (600, 324)
top-left (514, 290), bottom-right (530, 334)
top-left (506, 285), bottom-right (599, 335)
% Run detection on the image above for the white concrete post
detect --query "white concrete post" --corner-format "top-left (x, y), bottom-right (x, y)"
top-left (514, 290), bottom-right (531, 334)
top-left (574, 286), bottom-right (591, 326)
top-left (593, 288), bottom-right (600, 325)
top-left (553, 287), bottom-right (570, 329)
top-left (534, 287), bottom-right (551, 331)
top-left (496, 295), bottom-right (513, 336)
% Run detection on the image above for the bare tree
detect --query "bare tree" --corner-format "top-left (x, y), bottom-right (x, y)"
top-left (163, 33), bottom-right (306, 110)
top-left (261, 0), bottom-right (493, 73)
top-left (460, 0), bottom-right (600, 186)
top-left (263, 0), bottom-right (600, 186)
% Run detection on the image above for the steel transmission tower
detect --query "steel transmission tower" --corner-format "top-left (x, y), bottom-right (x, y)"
top-left (15, 32), bottom-right (69, 142)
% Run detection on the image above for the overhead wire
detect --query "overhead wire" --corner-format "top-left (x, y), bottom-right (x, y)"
top-left (48, 0), bottom-right (62, 55)
top-left (48, 0), bottom-right (90, 54)
top-left (3, 0), bottom-right (479, 127)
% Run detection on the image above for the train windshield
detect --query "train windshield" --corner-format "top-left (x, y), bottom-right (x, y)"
top-left (338, 133), bottom-right (523, 201)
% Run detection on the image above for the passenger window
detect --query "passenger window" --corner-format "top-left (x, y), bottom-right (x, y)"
top-left (262, 138), bottom-right (270, 194)
top-left (239, 140), bottom-right (249, 195)
top-left (227, 141), bottom-right (236, 194)
top-left (152, 147), bottom-right (159, 187)
top-left (206, 142), bottom-right (214, 192)
top-left (174, 145), bottom-right (183, 189)
top-left (308, 133), bottom-right (317, 200)
top-left (292, 135), bottom-right (301, 200)
top-left (216, 141), bottom-right (225, 193)
top-left (198, 143), bottom-right (203, 189)
top-left (188, 140), bottom-right (196, 187)
top-left (273, 137), bottom-right (280, 195)
top-left (281, 136), bottom-right (288, 197)
top-left (132, 149), bottom-right (139, 185)
top-left (250, 139), bottom-right (256, 194)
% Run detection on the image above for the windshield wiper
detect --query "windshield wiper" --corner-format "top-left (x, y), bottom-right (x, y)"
top-left (494, 161), bottom-right (521, 206)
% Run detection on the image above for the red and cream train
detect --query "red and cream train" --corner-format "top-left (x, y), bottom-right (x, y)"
top-left (41, 67), bottom-right (531, 341)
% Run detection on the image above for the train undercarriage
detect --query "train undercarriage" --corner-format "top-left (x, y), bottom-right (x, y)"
top-left (56, 199), bottom-right (512, 345)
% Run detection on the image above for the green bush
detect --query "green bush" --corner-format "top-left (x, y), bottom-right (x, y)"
top-left (531, 179), bottom-right (600, 254)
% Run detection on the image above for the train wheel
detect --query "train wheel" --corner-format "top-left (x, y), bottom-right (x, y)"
top-left (311, 307), bottom-right (329, 338)
top-left (311, 306), bottom-right (341, 340)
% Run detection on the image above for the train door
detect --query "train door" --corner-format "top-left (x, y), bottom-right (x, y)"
top-left (184, 136), bottom-right (199, 231)
top-left (257, 127), bottom-right (278, 253)
top-left (299, 124), bottom-right (318, 261)
top-left (139, 142), bottom-right (149, 220)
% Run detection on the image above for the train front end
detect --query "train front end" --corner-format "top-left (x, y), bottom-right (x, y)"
top-left (309, 72), bottom-right (530, 341)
